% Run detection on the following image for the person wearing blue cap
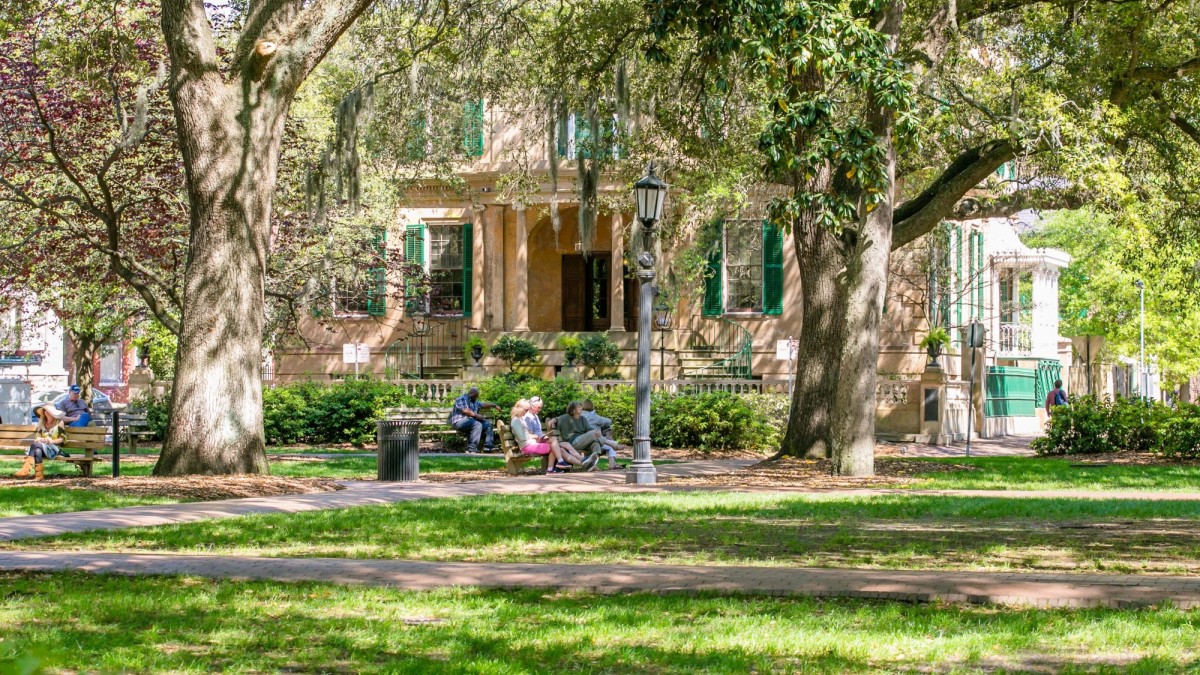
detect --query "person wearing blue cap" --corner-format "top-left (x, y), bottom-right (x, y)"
top-left (60, 385), bottom-right (92, 427)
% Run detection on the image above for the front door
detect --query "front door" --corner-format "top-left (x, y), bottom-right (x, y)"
top-left (562, 254), bottom-right (611, 331)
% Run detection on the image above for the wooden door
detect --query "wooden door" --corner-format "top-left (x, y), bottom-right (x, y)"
top-left (562, 255), bottom-right (587, 331)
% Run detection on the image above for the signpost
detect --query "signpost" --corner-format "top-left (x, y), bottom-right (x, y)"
top-left (776, 337), bottom-right (799, 398)
top-left (342, 343), bottom-right (370, 376)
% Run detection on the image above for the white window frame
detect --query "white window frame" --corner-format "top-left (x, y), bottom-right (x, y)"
top-left (425, 223), bottom-right (466, 317)
top-left (722, 220), bottom-right (765, 315)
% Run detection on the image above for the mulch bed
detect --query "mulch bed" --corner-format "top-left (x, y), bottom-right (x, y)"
top-left (661, 456), bottom-right (977, 489)
top-left (2, 475), bottom-right (344, 501)
top-left (1051, 452), bottom-right (1200, 466)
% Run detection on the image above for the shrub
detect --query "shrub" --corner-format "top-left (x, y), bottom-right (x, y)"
top-left (1031, 395), bottom-right (1117, 456)
top-left (293, 379), bottom-right (421, 446)
top-left (577, 333), bottom-right (621, 376)
top-left (129, 390), bottom-right (170, 441)
top-left (557, 335), bottom-right (582, 364)
top-left (262, 386), bottom-right (310, 445)
top-left (741, 393), bottom-right (789, 448)
top-left (475, 374), bottom-right (585, 420)
top-left (490, 335), bottom-right (540, 371)
top-left (1032, 395), bottom-right (1200, 458)
top-left (1160, 402), bottom-right (1200, 458)
top-left (587, 385), bottom-right (636, 443)
top-left (463, 335), bottom-right (487, 362)
top-left (650, 391), bottom-right (774, 451)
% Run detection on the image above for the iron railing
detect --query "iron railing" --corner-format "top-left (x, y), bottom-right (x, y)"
top-left (683, 314), bottom-right (753, 379)
top-left (383, 319), bottom-right (468, 379)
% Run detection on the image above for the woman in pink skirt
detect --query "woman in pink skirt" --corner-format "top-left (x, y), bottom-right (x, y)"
top-left (510, 399), bottom-right (575, 473)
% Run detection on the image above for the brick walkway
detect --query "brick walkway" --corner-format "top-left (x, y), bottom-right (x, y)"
top-left (0, 551), bottom-right (1195, 608)
top-left (5, 458), bottom-right (1200, 542)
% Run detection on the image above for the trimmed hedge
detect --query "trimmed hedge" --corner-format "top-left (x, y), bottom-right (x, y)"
top-left (1032, 395), bottom-right (1200, 458)
top-left (130, 376), bottom-right (786, 452)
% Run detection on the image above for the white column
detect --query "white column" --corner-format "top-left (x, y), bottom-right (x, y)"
top-left (1032, 265), bottom-right (1060, 358)
top-left (514, 205), bottom-right (530, 332)
top-left (484, 205), bottom-right (506, 331)
top-left (610, 211), bottom-right (626, 332)
top-left (471, 207), bottom-right (486, 328)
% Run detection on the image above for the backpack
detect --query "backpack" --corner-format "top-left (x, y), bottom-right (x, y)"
top-left (1053, 389), bottom-right (1068, 406)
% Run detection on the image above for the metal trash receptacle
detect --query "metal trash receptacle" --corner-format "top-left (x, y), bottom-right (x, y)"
top-left (377, 420), bottom-right (421, 481)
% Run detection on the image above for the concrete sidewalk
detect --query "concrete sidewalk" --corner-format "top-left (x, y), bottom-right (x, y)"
top-left (0, 551), bottom-right (1196, 608)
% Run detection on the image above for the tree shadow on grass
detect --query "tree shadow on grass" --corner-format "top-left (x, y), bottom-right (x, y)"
top-left (0, 573), bottom-right (1197, 674)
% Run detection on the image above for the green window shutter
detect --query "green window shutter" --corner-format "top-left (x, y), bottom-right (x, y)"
top-left (575, 113), bottom-right (592, 159)
top-left (462, 100), bottom-right (484, 158)
top-left (557, 116), bottom-right (569, 158)
top-left (975, 231), bottom-right (985, 318)
top-left (366, 226), bottom-right (388, 317)
top-left (762, 220), bottom-right (784, 315)
top-left (404, 223), bottom-right (425, 313)
top-left (702, 222), bottom-right (724, 316)
top-left (461, 222), bottom-right (473, 318)
top-left (967, 230), bottom-right (976, 320)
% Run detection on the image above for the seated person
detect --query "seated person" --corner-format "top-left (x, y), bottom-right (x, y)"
top-left (554, 401), bottom-right (625, 471)
top-left (510, 399), bottom-right (576, 474)
top-left (580, 399), bottom-right (612, 438)
top-left (447, 386), bottom-right (498, 453)
top-left (15, 404), bottom-right (67, 481)
top-left (525, 397), bottom-right (585, 465)
top-left (59, 385), bottom-right (92, 427)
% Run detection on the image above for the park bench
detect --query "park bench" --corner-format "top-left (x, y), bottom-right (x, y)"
top-left (0, 424), bottom-right (109, 477)
top-left (115, 409), bottom-right (155, 454)
top-left (383, 406), bottom-right (477, 451)
top-left (495, 420), bottom-right (550, 475)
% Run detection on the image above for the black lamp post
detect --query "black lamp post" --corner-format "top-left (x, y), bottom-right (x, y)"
top-left (654, 300), bottom-right (672, 381)
top-left (411, 312), bottom-right (432, 379)
top-left (627, 162), bottom-right (668, 485)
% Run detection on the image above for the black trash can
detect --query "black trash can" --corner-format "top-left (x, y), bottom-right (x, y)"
top-left (377, 420), bottom-right (421, 481)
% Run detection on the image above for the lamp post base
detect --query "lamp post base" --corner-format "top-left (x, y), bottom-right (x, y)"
top-left (625, 460), bottom-right (657, 484)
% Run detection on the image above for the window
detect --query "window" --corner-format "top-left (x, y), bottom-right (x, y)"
top-left (330, 226), bottom-right (386, 318)
top-left (99, 343), bottom-right (123, 385)
top-left (429, 225), bottom-right (465, 315)
top-left (702, 220), bottom-right (783, 316)
top-left (404, 223), bottom-right (473, 318)
top-left (557, 112), bottom-right (620, 160)
top-left (724, 222), bottom-right (764, 313)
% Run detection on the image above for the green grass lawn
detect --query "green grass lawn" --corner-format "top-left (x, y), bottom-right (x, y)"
top-left (16, 492), bottom-right (1200, 575)
top-left (908, 456), bottom-right (1200, 491)
top-left (0, 572), bottom-right (1195, 674)
top-left (0, 486), bottom-right (178, 518)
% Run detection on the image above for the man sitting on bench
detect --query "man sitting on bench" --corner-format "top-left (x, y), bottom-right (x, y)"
top-left (448, 386), bottom-right (498, 453)
top-left (60, 385), bottom-right (92, 427)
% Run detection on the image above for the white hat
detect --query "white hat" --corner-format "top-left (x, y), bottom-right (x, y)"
top-left (529, 396), bottom-right (542, 406)
top-left (37, 404), bottom-right (65, 420)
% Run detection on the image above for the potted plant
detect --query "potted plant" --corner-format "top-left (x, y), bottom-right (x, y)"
top-left (578, 333), bottom-right (622, 378)
top-left (463, 335), bottom-right (487, 368)
top-left (557, 335), bottom-right (582, 368)
top-left (489, 335), bottom-right (540, 372)
top-left (919, 327), bottom-right (952, 368)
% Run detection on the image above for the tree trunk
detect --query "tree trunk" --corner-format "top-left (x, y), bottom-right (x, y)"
top-left (72, 337), bottom-right (98, 402)
top-left (779, 225), bottom-right (845, 459)
top-left (154, 70), bottom-right (287, 476)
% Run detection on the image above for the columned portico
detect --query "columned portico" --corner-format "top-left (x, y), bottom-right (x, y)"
top-left (609, 211), bottom-right (626, 332)
top-left (514, 205), bottom-right (531, 332)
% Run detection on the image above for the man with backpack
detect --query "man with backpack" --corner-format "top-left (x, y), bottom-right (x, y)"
top-left (1045, 379), bottom-right (1068, 415)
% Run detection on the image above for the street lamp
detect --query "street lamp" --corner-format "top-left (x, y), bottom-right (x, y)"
top-left (654, 300), bottom-right (672, 381)
top-left (411, 310), bottom-right (432, 379)
top-left (627, 162), bottom-right (668, 485)
top-left (1135, 279), bottom-right (1145, 399)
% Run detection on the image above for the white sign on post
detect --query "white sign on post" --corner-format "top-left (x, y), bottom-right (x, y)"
top-left (342, 343), bottom-right (370, 375)
top-left (775, 338), bottom-right (798, 361)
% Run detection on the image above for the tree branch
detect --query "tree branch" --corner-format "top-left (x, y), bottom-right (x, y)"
top-left (891, 138), bottom-right (1017, 250)
top-left (1131, 56), bottom-right (1200, 82)
top-left (160, 0), bottom-right (221, 77)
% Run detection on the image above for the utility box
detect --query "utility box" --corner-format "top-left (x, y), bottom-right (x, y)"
top-left (0, 379), bottom-right (32, 425)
